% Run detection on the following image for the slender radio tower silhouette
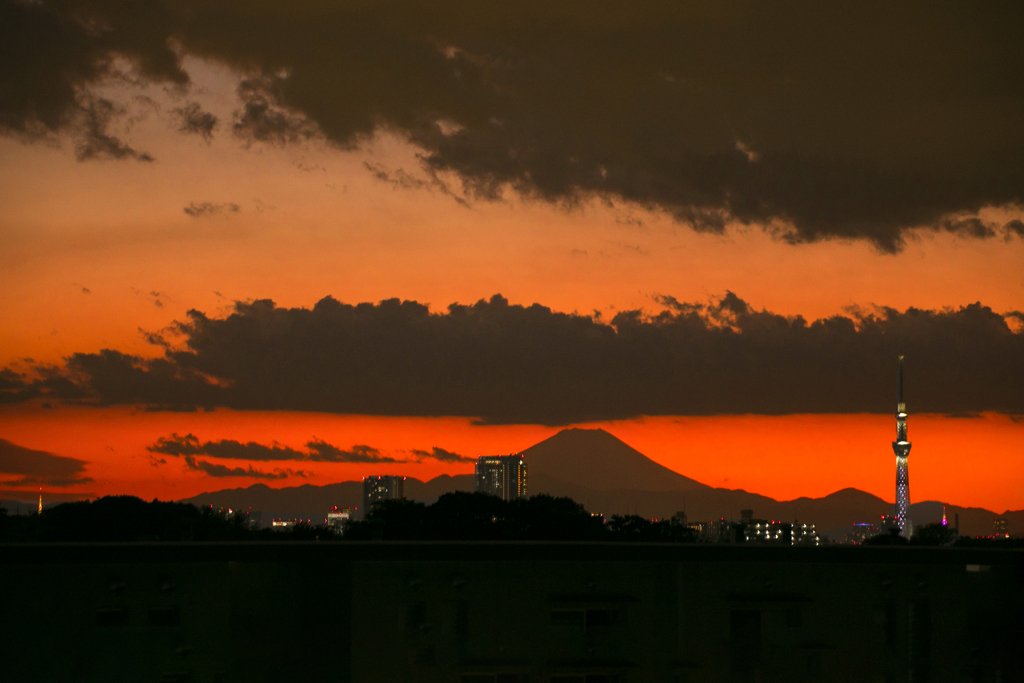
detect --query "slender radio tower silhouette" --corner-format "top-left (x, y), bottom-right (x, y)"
top-left (892, 356), bottom-right (913, 539)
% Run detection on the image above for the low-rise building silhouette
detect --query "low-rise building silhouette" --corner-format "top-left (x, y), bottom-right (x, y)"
top-left (994, 517), bottom-right (1008, 537)
top-left (326, 506), bottom-right (352, 532)
top-left (743, 515), bottom-right (820, 546)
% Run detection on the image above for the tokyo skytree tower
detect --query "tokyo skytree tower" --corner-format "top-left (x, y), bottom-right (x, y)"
top-left (893, 356), bottom-right (913, 539)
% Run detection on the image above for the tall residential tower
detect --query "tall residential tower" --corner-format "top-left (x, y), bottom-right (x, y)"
top-left (474, 454), bottom-right (528, 501)
top-left (892, 356), bottom-right (913, 539)
top-left (362, 475), bottom-right (405, 519)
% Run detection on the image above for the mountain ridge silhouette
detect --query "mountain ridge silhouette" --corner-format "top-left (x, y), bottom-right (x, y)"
top-left (522, 427), bottom-right (707, 492)
top-left (180, 428), bottom-right (1020, 537)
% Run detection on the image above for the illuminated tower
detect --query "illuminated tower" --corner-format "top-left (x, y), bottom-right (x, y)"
top-left (38, 487), bottom-right (42, 515)
top-left (362, 475), bottom-right (405, 519)
top-left (892, 356), bottom-right (913, 539)
top-left (473, 454), bottom-right (528, 501)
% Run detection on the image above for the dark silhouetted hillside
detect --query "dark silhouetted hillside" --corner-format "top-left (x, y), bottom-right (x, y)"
top-left (178, 429), bottom-right (1020, 537)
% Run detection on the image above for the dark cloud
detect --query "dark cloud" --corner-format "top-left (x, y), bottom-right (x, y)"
top-left (182, 455), bottom-right (293, 479)
top-left (364, 162), bottom-right (470, 206)
top-left (74, 96), bottom-right (154, 162)
top-left (2, 2), bottom-right (1023, 249)
top-left (183, 202), bottom-right (240, 217)
top-left (0, 438), bottom-right (92, 487)
top-left (365, 162), bottom-right (431, 191)
top-left (305, 440), bottom-right (397, 463)
top-left (173, 102), bottom-right (217, 140)
top-left (0, 476), bottom-right (93, 487)
top-left (148, 434), bottom-right (398, 464)
top-left (942, 216), bottom-right (998, 240)
top-left (142, 332), bottom-right (164, 349)
top-left (410, 447), bottom-right (474, 463)
top-left (57, 96), bottom-right (151, 162)
top-left (4, 293), bottom-right (1022, 424)
top-left (1, 364), bottom-right (89, 405)
top-left (0, 0), bottom-right (183, 145)
top-left (232, 77), bottom-right (320, 146)
top-left (149, 433), bottom-right (306, 461)
top-left (147, 434), bottom-right (466, 467)
top-left (0, 369), bottom-right (39, 404)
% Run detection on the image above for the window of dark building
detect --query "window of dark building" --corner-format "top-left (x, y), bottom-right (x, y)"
top-left (415, 644), bottom-right (436, 665)
top-left (158, 673), bottom-right (189, 683)
top-left (147, 607), bottom-right (180, 627)
top-left (405, 601), bottom-right (428, 633)
top-left (881, 600), bottom-right (897, 649)
top-left (805, 652), bottom-right (822, 679)
top-left (447, 600), bottom-right (468, 640)
top-left (550, 608), bottom-right (619, 629)
top-left (785, 606), bottom-right (802, 628)
top-left (95, 608), bottom-right (127, 627)
top-left (585, 609), bottom-right (618, 630)
top-left (550, 609), bottom-right (585, 626)
top-left (908, 601), bottom-right (932, 683)
top-left (730, 609), bottom-right (761, 676)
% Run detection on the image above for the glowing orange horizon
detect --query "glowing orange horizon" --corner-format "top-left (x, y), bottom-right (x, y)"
top-left (1, 406), bottom-right (1020, 514)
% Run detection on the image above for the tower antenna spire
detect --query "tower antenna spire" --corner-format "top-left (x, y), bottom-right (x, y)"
top-left (898, 355), bottom-right (904, 406)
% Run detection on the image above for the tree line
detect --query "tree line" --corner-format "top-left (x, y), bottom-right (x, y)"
top-left (2, 493), bottom-right (1018, 546)
top-left (0, 492), bottom-right (696, 543)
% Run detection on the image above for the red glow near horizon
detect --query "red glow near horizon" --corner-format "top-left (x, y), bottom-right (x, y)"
top-left (0, 407), bottom-right (1020, 513)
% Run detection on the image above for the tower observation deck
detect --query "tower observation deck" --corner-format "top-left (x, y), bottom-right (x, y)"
top-left (892, 356), bottom-right (913, 539)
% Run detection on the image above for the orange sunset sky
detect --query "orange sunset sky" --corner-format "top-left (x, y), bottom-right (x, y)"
top-left (1, 2), bottom-right (1022, 513)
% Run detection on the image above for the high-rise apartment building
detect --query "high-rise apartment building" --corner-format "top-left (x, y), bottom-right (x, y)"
top-left (473, 454), bottom-right (528, 501)
top-left (363, 475), bottom-right (405, 517)
top-left (892, 356), bottom-right (914, 539)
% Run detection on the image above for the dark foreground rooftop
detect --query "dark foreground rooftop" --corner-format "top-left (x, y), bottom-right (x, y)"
top-left (3, 543), bottom-right (1022, 682)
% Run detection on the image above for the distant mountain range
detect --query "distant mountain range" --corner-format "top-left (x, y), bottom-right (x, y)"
top-left (183, 428), bottom-right (1022, 538)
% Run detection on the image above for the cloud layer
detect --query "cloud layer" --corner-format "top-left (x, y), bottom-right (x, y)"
top-left (410, 447), bottom-right (475, 464)
top-left (3, 293), bottom-right (1022, 424)
top-left (2, 1), bottom-right (1023, 248)
top-left (149, 433), bottom-right (399, 464)
top-left (146, 433), bottom-right (470, 477)
top-left (0, 438), bottom-right (93, 487)
top-left (183, 202), bottom-right (240, 217)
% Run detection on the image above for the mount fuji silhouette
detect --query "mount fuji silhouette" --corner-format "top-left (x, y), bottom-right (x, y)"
top-left (523, 428), bottom-right (706, 492)
top-left (183, 428), bottom-right (1019, 537)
